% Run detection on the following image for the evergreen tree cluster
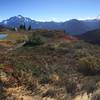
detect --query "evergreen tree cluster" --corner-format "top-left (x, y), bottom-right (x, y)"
top-left (19, 24), bottom-right (32, 31)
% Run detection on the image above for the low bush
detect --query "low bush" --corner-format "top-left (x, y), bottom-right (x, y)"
top-left (25, 35), bottom-right (46, 46)
top-left (12, 70), bottom-right (37, 91)
top-left (82, 79), bottom-right (96, 93)
top-left (65, 79), bottom-right (77, 95)
top-left (32, 66), bottom-right (42, 77)
top-left (77, 56), bottom-right (100, 75)
top-left (39, 75), bottom-right (51, 84)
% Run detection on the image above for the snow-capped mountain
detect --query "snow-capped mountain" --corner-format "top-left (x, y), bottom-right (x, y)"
top-left (1, 15), bottom-right (100, 35)
top-left (0, 15), bottom-right (36, 28)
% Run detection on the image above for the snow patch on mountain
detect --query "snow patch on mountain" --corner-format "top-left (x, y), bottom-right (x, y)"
top-left (3, 20), bottom-right (8, 24)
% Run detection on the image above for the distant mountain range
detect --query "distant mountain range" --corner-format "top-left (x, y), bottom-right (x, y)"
top-left (1, 15), bottom-right (100, 35)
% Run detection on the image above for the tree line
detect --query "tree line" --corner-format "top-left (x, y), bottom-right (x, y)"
top-left (19, 24), bottom-right (32, 31)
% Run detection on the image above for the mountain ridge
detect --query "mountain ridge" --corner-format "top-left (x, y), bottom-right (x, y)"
top-left (1, 15), bottom-right (100, 35)
top-left (77, 29), bottom-right (100, 45)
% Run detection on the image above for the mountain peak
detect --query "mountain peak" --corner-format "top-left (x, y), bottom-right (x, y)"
top-left (17, 15), bottom-right (23, 18)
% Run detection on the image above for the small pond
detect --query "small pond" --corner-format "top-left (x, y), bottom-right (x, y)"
top-left (0, 34), bottom-right (8, 39)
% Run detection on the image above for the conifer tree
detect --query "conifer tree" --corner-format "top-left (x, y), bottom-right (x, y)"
top-left (28, 25), bottom-right (31, 31)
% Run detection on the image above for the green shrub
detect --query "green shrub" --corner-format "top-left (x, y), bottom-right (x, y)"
top-left (12, 70), bottom-right (37, 91)
top-left (25, 35), bottom-right (46, 46)
top-left (0, 93), bottom-right (6, 100)
top-left (32, 66), bottom-right (42, 77)
top-left (39, 75), bottom-right (51, 84)
top-left (82, 79), bottom-right (96, 93)
top-left (65, 79), bottom-right (77, 95)
top-left (78, 56), bottom-right (100, 75)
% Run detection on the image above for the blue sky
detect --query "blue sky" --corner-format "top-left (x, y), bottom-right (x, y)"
top-left (0, 0), bottom-right (100, 22)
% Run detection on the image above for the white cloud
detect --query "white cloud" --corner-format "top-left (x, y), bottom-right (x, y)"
top-left (78, 15), bottom-right (100, 20)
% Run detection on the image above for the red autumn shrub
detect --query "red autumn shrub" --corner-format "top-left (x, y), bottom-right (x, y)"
top-left (2, 64), bottom-right (15, 73)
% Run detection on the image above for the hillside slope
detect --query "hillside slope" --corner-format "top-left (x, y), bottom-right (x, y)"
top-left (78, 29), bottom-right (100, 45)
top-left (0, 30), bottom-right (100, 100)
